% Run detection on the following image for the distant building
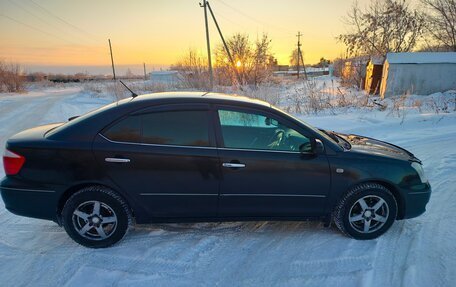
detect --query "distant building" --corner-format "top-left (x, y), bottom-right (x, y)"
top-left (380, 52), bottom-right (456, 98)
top-left (149, 70), bottom-right (182, 84)
top-left (274, 65), bottom-right (289, 71)
top-left (273, 67), bottom-right (329, 78)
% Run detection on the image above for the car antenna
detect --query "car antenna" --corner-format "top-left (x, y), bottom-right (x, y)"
top-left (119, 80), bottom-right (139, 98)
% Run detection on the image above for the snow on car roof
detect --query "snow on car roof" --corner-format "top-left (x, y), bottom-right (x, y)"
top-left (386, 52), bottom-right (456, 64)
top-left (133, 91), bottom-right (271, 107)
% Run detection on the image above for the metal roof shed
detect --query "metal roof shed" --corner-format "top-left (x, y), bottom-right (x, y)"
top-left (379, 52), bottom-right (456, 98)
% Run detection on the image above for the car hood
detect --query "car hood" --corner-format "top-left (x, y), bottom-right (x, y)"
top-left (335, 132), bottom-right (420, 162)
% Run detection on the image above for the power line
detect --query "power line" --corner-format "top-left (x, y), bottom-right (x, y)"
top-left (27, 0), bottom-right (99, 41)
top-left (212, 9), bottom-right (294, 43)
top-left (214, 0), bottom-right (294, 34)
top-left (214, 0), bottom-right (269, 27)
top-left (0, 13), bottom-right (82, 45)
top-left (6, 0), bottom-right (89, 44)
top-left (212, 10), bottom-right (245, 30)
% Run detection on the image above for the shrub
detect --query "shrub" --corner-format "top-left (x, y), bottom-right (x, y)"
top-left (0, 60), bottom-right (25, 92)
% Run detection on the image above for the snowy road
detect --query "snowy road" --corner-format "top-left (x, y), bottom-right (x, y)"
top-left (0, 89), bottom-right (455, 287)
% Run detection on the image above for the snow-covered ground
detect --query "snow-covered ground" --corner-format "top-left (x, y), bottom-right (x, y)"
top-left (0, 83), bottom-right (455, 286)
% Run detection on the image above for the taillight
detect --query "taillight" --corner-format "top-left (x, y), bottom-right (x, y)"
top-left (3, 149), bottom-right (25, 176)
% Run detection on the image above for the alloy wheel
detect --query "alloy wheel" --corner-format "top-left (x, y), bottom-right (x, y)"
top-left (348, 195), bottom-right (390, 234)
top-left (72, 200), bottom-right (118, 241)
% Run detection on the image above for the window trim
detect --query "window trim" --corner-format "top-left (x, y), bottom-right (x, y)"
top-left (99, 133), bottom-right (218, 150)
top-left (214, 105), bottom-right (313, 153)
top-left (99, 133), bottom-right (305, 154)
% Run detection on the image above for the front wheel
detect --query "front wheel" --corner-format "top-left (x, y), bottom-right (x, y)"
top-left (62, 186), bottom-right (132, 248)
top-left (333, 183), bottom-right (398, 240)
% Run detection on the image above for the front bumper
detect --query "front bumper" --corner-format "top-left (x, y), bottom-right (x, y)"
top-left (0, 177), bottom-right (59, 221)
top-left (401, 182), bottom-right (432, 219)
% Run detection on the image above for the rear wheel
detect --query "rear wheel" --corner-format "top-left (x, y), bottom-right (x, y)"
top-left (62, 186), bottom-right (132, 248)
top-left (333, 183), bottom-right (397, 240)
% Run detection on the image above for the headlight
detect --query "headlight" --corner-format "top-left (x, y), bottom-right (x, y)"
top-left (411, 162), bottom-right (427, 183)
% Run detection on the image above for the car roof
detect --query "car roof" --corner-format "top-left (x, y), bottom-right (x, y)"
top-left (130, 91), bottom-right (272, 108)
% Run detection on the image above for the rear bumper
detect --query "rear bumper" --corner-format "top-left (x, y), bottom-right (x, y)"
top-left (1, 177), bottom-right (59, 221)
top-left (401, 182), bottom-right (432, 219)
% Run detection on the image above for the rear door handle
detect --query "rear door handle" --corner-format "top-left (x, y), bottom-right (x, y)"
top-left (105, 157), bottom-right (130, 163)
top-left (222, 162), bottom-right (246, 168)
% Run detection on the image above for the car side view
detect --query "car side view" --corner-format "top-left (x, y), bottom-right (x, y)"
top-left (1, 92), bottom-right (431, 248)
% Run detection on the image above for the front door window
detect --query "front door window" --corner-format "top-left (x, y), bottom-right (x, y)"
top-left (218, 109), bottom-right (311, 152)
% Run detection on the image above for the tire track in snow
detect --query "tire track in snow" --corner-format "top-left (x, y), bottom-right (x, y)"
top-left (289, 256), bottom-right (373, 276)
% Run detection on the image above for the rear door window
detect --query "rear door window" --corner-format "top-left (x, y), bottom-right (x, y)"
top-left (103, 110), bottom-right (211, 147)
top-left (141, 111), bottom-right (210, 146)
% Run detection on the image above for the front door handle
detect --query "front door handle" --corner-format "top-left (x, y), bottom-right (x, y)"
top-left (105, 157), bottom-right (131, 163)
top-left (222, 162), bottom-right (246, 168)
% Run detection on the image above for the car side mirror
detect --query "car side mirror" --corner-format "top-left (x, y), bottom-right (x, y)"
top-left (314, 139), bottom-right (324, 153)
top-left (299, 139), bottom-right (324, 155)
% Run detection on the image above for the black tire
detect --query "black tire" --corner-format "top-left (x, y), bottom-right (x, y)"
top-left (62, 186), bottom-right (132, 248)
top-left (333, 183), bottom-right (397, 240)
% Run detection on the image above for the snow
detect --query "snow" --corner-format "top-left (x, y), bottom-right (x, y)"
top-left (0, 82), bottom-right (455, 286)
top-left (386, 52), bottom-right (456, 64)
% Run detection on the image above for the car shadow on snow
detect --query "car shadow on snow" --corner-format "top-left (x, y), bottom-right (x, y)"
top-left (124, 220), bottom-right (344, 241)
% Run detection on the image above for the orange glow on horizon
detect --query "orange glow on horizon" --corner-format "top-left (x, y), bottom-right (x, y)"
top-left (0, 0), bottom-right (357, 72)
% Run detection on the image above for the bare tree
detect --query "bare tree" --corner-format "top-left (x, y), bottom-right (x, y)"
top-left (0, 60), bottom-right (25, 92)
top-left (214, 33), bottom-right (251, 86)
top-left (172, 49), bottom-right (210, 89)
top-left (289, 49), bottom-right (300, 69)
top-left (421, 0), bottom-right (456, 51)
top-left (339, 0), bottom-right (426, 56)
top-left (214, 33), bottom-right (275, 86)
top-left (252, 34), bottom-right (274, 86)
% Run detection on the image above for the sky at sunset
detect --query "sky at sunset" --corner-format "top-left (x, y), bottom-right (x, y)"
top-left (0, 0), bottom-right (369, 74)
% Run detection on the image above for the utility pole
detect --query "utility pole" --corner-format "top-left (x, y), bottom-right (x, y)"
top-left (143, 62), bottom-right (147, 81)
top-left (296, 32), bottom-right (302, 79)
top-left (108, 39), bottom-right (116, 81)
top-left (200, 0), bottom-right (214, 90)
top-left (206, 1), bottom-right (242, 86)
top-left (296, 32), bottom-right (307, 80)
